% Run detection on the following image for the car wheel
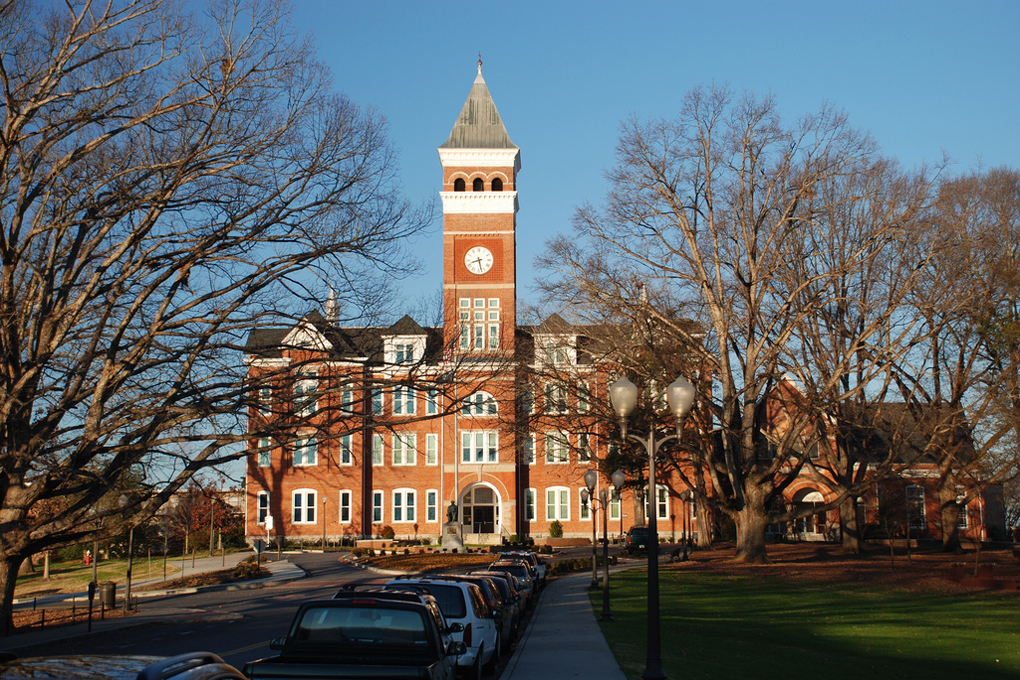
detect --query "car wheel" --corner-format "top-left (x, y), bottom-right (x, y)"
top-left (470, 648), bottom-right (483, 680)
top-left (483, 635), bottom-right (500, 675)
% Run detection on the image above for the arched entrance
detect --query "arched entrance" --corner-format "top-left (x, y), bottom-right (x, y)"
top-left (792, 489), bottom-right (828, 540)
top-left (460, 484), bottom-right (501, 536)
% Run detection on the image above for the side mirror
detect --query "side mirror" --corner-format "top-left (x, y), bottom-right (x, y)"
top-left (447, 622), bottom-right (464, 633)
top-left (447, 640), bottom-right (468, 656)
top-left (492, 609), bottom-right (503, 619)
top-left (269, 637), bottom-right (287, 650)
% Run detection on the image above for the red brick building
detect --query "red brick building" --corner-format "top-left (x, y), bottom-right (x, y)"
top-left (242, 62), bottom-right (703, 546)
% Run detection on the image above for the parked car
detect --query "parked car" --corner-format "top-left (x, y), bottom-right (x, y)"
top-left (0, 652), bottom-right (244, 680)
top-left (244, 595), bottom-right (465, 680)
top-left (436, 573), bottom-right (516, 648)
top-left (467, 571), bottom-right (522, 638)
top-left (486, 560), bottom-right (535, 609)
top-left (385, 577), bottom-right (500, 677)
top-left (625, 525), bottom-right (652, 554)
top-left (499, 551), bottom-right (546, 589)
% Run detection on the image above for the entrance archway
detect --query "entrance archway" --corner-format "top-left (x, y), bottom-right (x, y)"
top-left (461, 484), bottom-right (501, 535)
top-left (792, 489), bottom-right (827, 538)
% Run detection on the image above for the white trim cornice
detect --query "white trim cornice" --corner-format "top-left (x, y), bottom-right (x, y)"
top-left (440, 191), bottom-right (518, 214)
top-left (438, 148), bottom-right (521, 172)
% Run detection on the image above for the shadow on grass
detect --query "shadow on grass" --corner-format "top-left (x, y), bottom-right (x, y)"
top-left (596, 569), bottom-right (1019, 680)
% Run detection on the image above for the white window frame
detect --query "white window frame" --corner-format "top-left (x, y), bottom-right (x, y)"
top-left (525, 488), bottom-right (536, 522)
top-left (462, 391), bottom-right (497, 416)
top-left (545, 431), bottom-right (569, 465)
top-left (578, 383), bottom-right (590, 412)
top-left (393, 386), bottom-right (416, 415)
top-left (645, 484), bottom-right (669, 521)
top-left (256, 438), bottom-right (271, 467)
top-left (955, 487), bottom-right (969, 529)
top-left (461, 430), bottom-right (498, 463)
top-left (293, 374), bottom-right (318, 417)
top-left (544, 383), bottom-right (568, 414)
top-left (427, 489), bottom-right (438, 522)
top-left (577, 432), bottom-right (592, 462)
top-left (258, 386), bottom-right (272, 416)
top-left (339, 490), bottom-right (352, 524)
top-left (523, 432), bottom-right (536, 465)
top-left (392, 489), bottom-right (416, 523)
top-left (426, 433), bottom-right (439, 466)
top-left (372, 433), bottom-right (384, 466)
top-left (371, 388), bottom-right (384, 415)
top-left (392, 433), bottom-right (417, 466)
top-left (546, 487), bottom-right (570, 521)
top-left (293, 489), bottom-right (317, 524)
top-left (579, 488), bottom-right (591, 521)
top-left (609, 495), bottom-right (621, 521)
top-left (340, 388), bottom-right (355, 415)
top-left (293, 437), bottom-right (317, 467)
top-left (372, 490), bottom-right (383, 523)
top-left (426, 389), bottom-right (439, 415)
top-left (906, 484), bottom-right (926, 530)
top-left (340, 435), bottom-right (353, 465)
top-left (257, 491), bottom-right (269, 524)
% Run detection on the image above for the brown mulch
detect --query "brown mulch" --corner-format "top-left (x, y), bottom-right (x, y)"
top-left (356, 552), bottom-right (499, 572)
top-left (669, 542), bottom-right (1020, 593)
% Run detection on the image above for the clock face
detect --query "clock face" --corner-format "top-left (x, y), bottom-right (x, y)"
top-left (464, 246), bottom-right (494, 275)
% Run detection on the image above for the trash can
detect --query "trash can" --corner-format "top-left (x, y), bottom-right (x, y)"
top-left (99, 581), bottom-right (116, 608)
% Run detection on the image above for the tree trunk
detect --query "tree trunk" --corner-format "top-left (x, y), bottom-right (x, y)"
top-left (696, 503), bottom-right (712, 548)
top-left (940, 501), bottom-right (963, 553)
top-left (734, 496), bottom-right (770, 563)
top-left (0, 555), bottom-right (25, 637)
top-left (839, 497), bottom-right (861, 554)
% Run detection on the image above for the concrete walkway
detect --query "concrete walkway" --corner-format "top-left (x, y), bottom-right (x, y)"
top-left (504, 570), bottom-right (626, 680)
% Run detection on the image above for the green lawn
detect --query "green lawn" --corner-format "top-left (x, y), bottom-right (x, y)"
top-left (593, 569), bottom-right (1020, 680)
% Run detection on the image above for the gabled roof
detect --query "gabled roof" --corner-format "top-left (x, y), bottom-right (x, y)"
top-left (386, 314), bottom-right (427, 336)
top-left (440, 61), bottom-right (517, 150)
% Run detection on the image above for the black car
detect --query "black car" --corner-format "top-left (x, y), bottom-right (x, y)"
top-left (625, 525), bottom-right (652, 554)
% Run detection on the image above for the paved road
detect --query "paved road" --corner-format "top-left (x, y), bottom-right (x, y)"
top-left (12, 553), bottom-right (363, 668)
top-left (11, 552), bottom-right (531, 676)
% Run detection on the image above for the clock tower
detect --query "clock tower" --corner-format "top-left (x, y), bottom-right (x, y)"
top-left (439, 58), bottom-right (520, 356)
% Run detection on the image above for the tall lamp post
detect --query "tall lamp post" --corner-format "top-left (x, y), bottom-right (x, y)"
top-left (610, 375), bottom-right (696, 680)
top-left (680, 489), bottom-right (692, 560)
top-left (580, 485), bottom-right (600, 589)
top-left (583, 468), bottom-right (626, 621)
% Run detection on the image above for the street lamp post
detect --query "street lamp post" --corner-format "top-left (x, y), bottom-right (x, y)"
top-left (610, 375), bottom-right (696, 680)
top-left (680, 489), bottom-right (692, 560)
top-left (583, 468), bottom-right (627, 621)
top-left (580, 485), bottom-right (599, 588)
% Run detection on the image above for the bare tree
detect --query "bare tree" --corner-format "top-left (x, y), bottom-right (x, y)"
top-left (538, 85), bottom-right (938, 563)
top-left (0, 0), bottom-right (431, 634)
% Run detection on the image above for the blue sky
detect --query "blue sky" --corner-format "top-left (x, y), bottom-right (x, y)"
top-left (286, 0), bottom-right (1019, 315)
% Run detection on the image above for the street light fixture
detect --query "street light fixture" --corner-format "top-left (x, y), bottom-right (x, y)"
top-left (610, 375), bottom-right (696, 680)
top-left (583, 467), bottom-right (626, 621)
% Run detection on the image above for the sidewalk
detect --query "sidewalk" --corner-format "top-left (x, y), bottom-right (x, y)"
top-left (4, 555), bottom-right (306, 652)
top-left (504, 570), bottom-right (626, 680)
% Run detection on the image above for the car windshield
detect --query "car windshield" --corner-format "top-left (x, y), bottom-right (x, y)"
top-left (389, 583), bottom-right (466, 618)
top-left (293, 605), bottom-right (430, 648)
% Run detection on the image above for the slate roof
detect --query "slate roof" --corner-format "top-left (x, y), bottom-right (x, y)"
top-left (440, 62), bottom-right (517, 150)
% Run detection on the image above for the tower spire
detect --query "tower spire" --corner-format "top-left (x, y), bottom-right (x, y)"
top-left (477, 52), bottom-right (482, 75)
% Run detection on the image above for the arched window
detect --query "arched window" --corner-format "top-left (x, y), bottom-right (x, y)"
top-left (462, 390), bottom-right (497, 416)
top-left (454, 178), bottom-right (465, 191)
top-left (472, 177), bottom-right (484, 191)
top-left (491, 177), bottom-right (503, 191)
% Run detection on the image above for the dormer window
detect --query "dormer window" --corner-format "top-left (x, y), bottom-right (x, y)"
top-left (473, 177), bottom-right (484, 191)
top-left (454, 178), bottom-right (466, 191)
top-left (395, 344), bottom-right (414, 364)
top-left (491, 177), bottom-right (503, 191)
